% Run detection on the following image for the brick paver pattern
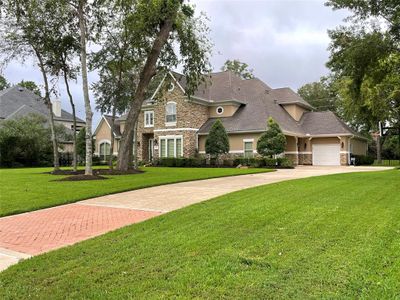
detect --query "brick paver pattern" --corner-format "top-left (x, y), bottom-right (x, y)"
top-left (0, 204), bottom-right (161, 255)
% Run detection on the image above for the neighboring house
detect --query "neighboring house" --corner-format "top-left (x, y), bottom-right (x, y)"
top-left (93, 71), bottom-right (367, 166)
top-left (0, 85), bottom-right (86, 151)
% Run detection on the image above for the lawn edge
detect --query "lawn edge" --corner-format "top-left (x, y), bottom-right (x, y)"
top-left (0, 168), bottom-right (274, 218)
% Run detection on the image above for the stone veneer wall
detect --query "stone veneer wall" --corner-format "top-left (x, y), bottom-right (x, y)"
top-left (298, 153), bottom-right (312, 165)
top-left (340, 153), bottom-right (348, 166)
top-left (135, 79), bottom-right (209, 161)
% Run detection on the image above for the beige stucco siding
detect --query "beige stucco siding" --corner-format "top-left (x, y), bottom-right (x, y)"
top-left (208, 105), bottom-right (239, 118)
top-left (199, 133), bottom-right (299, 154)
top-left (94, 118), bottom-right (118, 155)
top-left (282, 104), bottom-right (308, 121)
top-left (351, 138), bottom-right (367, 155)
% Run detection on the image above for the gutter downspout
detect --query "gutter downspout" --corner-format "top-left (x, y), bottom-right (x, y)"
top-left (348, 135), bottom-right (355, 165)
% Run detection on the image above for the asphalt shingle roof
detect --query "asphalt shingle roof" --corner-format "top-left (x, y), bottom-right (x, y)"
top-left (0, 85), bottom-right (85, 123)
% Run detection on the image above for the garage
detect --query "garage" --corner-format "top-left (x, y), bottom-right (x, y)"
top-left (312, 143), bottom-right (341, 166)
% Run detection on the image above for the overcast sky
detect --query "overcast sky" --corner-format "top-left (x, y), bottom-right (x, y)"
top-left (2, 0), bottom-right (349, 126)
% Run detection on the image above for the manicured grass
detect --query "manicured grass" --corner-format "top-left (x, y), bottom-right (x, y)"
top-left (0, 167), bottom-right (270, 217)
top-left (0, 170), bottom-right (399, 299)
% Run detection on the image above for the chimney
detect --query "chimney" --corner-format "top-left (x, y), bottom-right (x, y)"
top-left (52, 99), bottom-right (62, 117)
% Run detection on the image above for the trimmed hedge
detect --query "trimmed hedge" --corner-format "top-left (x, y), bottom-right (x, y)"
top-left (153, 157), bottom-right (207, 168)
top-left (352, 155), bottom-right (374, 165)
top-left (234, 157), bottom-right (293, 168)
top-left (153, 157), bottom-right (293, 168)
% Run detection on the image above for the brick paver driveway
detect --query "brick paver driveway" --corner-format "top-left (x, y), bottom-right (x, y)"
top-left (0, 166), bottom-right (390, 271)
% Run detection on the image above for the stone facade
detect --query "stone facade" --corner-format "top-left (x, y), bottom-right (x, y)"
top-left (135, 80), bottom-right (208, 161)
top-left (285, 153), bottom-right (299, 165)
top-left (298, 153), bottom-right (312, 165)
top-left (340, 153), bottom-right (348, 166)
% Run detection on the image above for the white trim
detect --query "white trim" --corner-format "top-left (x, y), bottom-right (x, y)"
top-left (144, 110), bottom-right (154, 128)
top-left (340, 151), bottom-right (350, 154)
top-left (98, 139), bottom-right (111, 145)
top-left (168, 71), bottom-right (186, 93)
top-left (243, 138), bottom-right (254, 142)
top-left (167, 82), bottom-right (175, 92)
top-left (216, 106), bottom-right (224, 115)
top-left (165, 101), bottom-right (177, 126)
top-left (284, 151), bottom-right (299, 155)
top-left (150, 74), bottom-right (167, 100)
top-left (154, 128), bottom-right (198, 132)
top-left (103, 116), bottom-right (118, 137)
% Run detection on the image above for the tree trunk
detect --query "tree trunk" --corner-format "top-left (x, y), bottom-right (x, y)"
top-left (377, 135), bottom-right (382, 164)
top-left (63, 70), bottom-right (77, 172)
top-left (116, 19), bottom-right (174, 171)
top-left (109, 107), bottom-right (116, 170)
top-left (133, 120), bottom-right (138, 169)
top-left (35, 50), bottom-right (60, 171)
top-left (78, 0), bottom-right (93, 175)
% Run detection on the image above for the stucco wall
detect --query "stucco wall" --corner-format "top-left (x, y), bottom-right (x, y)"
top-left (351, 138), bottom-right (367, 155)
top-left (282, 104), bottom-right (308, 121)
top-left (93, 118), bottom-right (119, 155)
top-left (208, 105), bottom-right (239, 118)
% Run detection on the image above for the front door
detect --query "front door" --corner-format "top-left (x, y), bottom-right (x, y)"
top-left (148, 138), bottom-right (154, 161)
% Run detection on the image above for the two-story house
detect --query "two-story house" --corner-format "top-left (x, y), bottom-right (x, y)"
top-left (93, 71), bottom-right (367, 166)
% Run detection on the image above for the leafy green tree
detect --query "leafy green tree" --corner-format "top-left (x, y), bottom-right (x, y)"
top-left (326, 1), bottom-right (400, 161)
top-left (205, 119), bottom-right (229, 163)
top-left (115, 0), bottom-right (212, 171)
top-left (0, 114), bottom-right (53, 167)
top-left (0, 75), bottom-right (10, 90)
top-left (0, 0), bottom-right (71, 171)
top-left (257, 117), bottom-right (286, 157)
top-left (221, 59), bottom-right (254, 79)
top-left (297, 77), bottom-right (338, 111)
top-left (17, 80), bottom-right (41, 96)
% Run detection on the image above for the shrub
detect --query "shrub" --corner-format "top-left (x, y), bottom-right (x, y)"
top-left (257, 117), bottom-right (286, 157)
top-left (205, 119), bottom-right (229, 160)
top-left (0, 114), bottom-right (53, 167)
top-left (353, 155), bottom-right (374, 165)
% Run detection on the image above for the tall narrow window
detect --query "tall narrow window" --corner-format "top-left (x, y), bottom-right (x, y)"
top-left (99, 142), bottom-right (111, 161)
top-left (160, 139), bottom-right (166, 157)
top-left (165, 102), bottom-right (176, 124)
top-left (244, 141), bottom-right (253, 158)
top-left (144, 111), bottom-right (154, 127)
top-left (176, 138), bottom-right (182, 158)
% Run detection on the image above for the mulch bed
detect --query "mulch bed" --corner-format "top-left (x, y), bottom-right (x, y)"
top-left (55, 175), bottom-right (108, 181)
top-left (48, 168), bottom-right (144, 181)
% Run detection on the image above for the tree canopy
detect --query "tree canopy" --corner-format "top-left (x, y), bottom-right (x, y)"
top-left (0, 75), bottom-right (10, 90)
top-left (257, 117), bottom-right (286, 157)
top-left (17, 80), bottom-right (41, 96)
top-left (221, 59), bottom-right (254, 79)
top-left (297, 77), bottom-right (338, 112)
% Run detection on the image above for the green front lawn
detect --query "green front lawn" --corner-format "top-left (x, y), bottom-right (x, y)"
top-left (0, 170), bottom-right (399, 299)
top-left (0, 167), bottom-right (269, 217)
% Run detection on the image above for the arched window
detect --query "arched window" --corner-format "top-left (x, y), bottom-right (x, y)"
top-left (99, 141), bottom-right (111, 161)
top-left (165, 102), bottom-right (176, 124)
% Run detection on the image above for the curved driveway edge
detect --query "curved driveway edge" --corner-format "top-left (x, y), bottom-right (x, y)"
top-left (0, 166), bottom-right (391, 271)
top-left (80, 166), bottom-right (391, 212)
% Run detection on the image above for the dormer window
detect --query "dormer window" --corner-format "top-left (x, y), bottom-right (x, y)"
top-left (144, 111), bottom-right (154, 127)
top-left (165, 101), bottom-right (176, 125)
top-left (216, 106), bottom-right (224, 115)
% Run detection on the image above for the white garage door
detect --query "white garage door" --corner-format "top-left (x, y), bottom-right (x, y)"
top-left (312, 144), bottom-right (341, 166)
